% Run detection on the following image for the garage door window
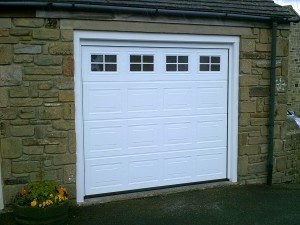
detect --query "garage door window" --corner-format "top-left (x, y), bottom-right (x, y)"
top-left (166, 56), bottom-right (189, 72)
top-left (130, 55), bottom-right (154, 72)
top-left (91, 54), bottom-right (117, 72)
top-left (199, 56), bottom-right (221, 72)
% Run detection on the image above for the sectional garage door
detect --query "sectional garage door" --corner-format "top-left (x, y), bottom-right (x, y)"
top-left (81, 44), bottom-right (229, 196)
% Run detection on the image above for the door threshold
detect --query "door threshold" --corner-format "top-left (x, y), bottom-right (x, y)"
top-left (81, 180), bottom-right (236, 206)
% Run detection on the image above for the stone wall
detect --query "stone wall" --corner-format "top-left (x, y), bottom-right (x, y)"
top-left (288, 22), bottom-right (300, 114)
top-left (0, 18), bottom-right (76, 204)
top-left (287, 22), bottom-right (300, 183)
top-left (237, 27), bottom-right (295, 184)
top-left (0, 15), bottom-right (297, 205)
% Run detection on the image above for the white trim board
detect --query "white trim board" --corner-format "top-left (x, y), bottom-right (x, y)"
top-left (74, 31), bottom-right (240, 203)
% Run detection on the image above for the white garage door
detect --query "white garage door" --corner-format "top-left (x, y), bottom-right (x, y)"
top-left (82, 44), bottom-right (228, 196)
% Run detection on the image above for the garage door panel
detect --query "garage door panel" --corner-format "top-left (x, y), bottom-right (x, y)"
top-left (84, 115), bottom-right (226, 159)
top-left (85, 159), bottom-right (126, 194)
top-left (195, 151), bottom-right (227, 179)
top-left (83, 81), bottom-right (227, 121)
top-left (82, 46), bottom-right (229, 196)
top-left (85, 147), bottom-right (226, 195)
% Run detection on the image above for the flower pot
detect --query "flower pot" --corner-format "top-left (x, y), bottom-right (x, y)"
top-left (12, 202), bottom-right (69, 225)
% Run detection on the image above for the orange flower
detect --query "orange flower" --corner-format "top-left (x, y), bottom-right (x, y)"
top-left (20, 189), bottom-right (28, 196)
top-left (57, 188), bottom-right (67, 196)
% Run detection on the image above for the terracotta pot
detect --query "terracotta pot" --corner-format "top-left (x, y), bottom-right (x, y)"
top-left (12, 202), bottom-right (69, 225)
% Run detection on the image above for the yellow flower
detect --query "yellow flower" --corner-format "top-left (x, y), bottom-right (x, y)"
top-left (39, 204), bottom-right (43, 208)
top-left (50, 194), bottom-right (54, 197)
top-left (31, 200), bottom-right (37, 207)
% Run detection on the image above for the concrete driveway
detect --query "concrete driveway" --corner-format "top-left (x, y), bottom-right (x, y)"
top-left (1, 184), bottom-right (300, 225)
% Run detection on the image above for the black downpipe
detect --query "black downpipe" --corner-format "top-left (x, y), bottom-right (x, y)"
top-left (267, 21), bottom-right (278, 186)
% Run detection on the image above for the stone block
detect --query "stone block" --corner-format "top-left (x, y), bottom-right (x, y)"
top-left (54, 77), bottom-right (74, 90)
top-left (0, 30), bottom-right (9, 37)
top-left (240, 101), bottom-right (256, 113)
top-left (13, 18), bottom-right (44, 28)
top-left (276, 157), bottom-right (287, 172)
top-left (239, 113), bottom-right (250, 126)
top-left (63, 56), bottom-right (74, 76)
top-left (39, 106), bottom-right (62, 120)
top-left (63, 165), bottom-right (76, 184)
top-left (38, 90), bottom-right (58, 98)
top-left (53, 153), bottom-right (76, 165)
top-left (249, 87), bottom-right (269, 97)
top-left (12, 161), bottom-right (40, 174)
top-left (239, 75), bottom-right (259, 86)
top-left (0, 87), bottom-right (8, 107)
top-left (1, 138), bottom-right (22, 159)
top-left (240, 59), bottom-right (252, 74)
top-left (59, 90), bottom-right (74, 102)
top-left (240, 145), bottom-right (260, 156)
top-left (68, 131), bottom-right (76, 154)
top-left (0, 36), bottom-right (19, 44)
top-left (63, 103), bottom-right (75, 120)
top-left (0, 45), bottom-right (12, 65)
top-left (10, 98), bottom-right (43, 107)
top-left (49, 42), bottom-right (73, 55)
top-left (14, 55), bottom-right (33, 63)
top-left (260, 29), bottom-right (271, 43)
top-left (248, 136), bottom-right (268, 145)
top-left (248, 162), bottom-right (267, 173)
top-left (38, 82), bottom-right (53, 90)
top-left (0, 65), bottom-right (22, 86)
top-left (241, 39), bottom-right (256, 52)
top-left (45, 144), bottom-right (67, 154)
top-left (238, 156), bottom-right (248, 176)
top-left (23, 146), bottom-right (44, 155)
top-left (33, 29), bottom-right (60, 40)
top-left (61, 30), bottom-right (73, 41)
top-left (250, 118), bottom-right (269, 126)
top-left (11, 125), bottom-right (35, 137)
top-left (276, 38), bottom-right (289, 57)
top-left (24, 66), bottom-right (62, 75)
top-left (256, 43), bottom-right (271, 52)
top-left (0, 18), bottom-right (11, 29)
top-left (14, 44), bottom-right (42, 54)
top-left (52, 120), bottom-right (74, 131)
top-left (9, 28), bottom-right (31, 36)
top-left (34, 55), bottom-right (62, 66)
top-left (9, 87), bottom-right (29, 97)
top-left (0, 107), bottom-right (17, 120)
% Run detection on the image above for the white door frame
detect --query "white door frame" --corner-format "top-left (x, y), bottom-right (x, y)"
top-left (74, 31), bottom-right (240, 203)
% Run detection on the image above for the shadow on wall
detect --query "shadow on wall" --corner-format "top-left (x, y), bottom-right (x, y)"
top-left (286, 110), bottom-right (300, 183)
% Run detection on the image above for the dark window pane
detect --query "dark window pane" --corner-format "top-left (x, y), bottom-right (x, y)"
top-left (143, 55), bottom-right (154, 63)
top-left (105, 64), bottom-right (117, 71)
top-left (143, 64), bottom-right (154, 71)
top-left (200, 64), bottom-right (210, 71)
top-left (91, 64), bottom-right (103, 71)
top-left (166, 64), bottom-right (177, 71)
top-left (200, 56), bottom-right (210, 63)
top-left (130, 55), bottom-right (141, 63)
top-left (211, 56), bottom-right (220, 63)
top-left (166, 56), bottom-right (177, 63)
top-left (211, 64), bottom-right (220, 71)
top-left (178, 64), bottom-right (188, 71)
top-left (178, 56), bottom-right (188, 63)
top-left (91, 55), bottom-right (103, 62)
top-left (105, 55), bottom-right (117, 63)
top-left (130, 64), bottom-right (142, 71)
